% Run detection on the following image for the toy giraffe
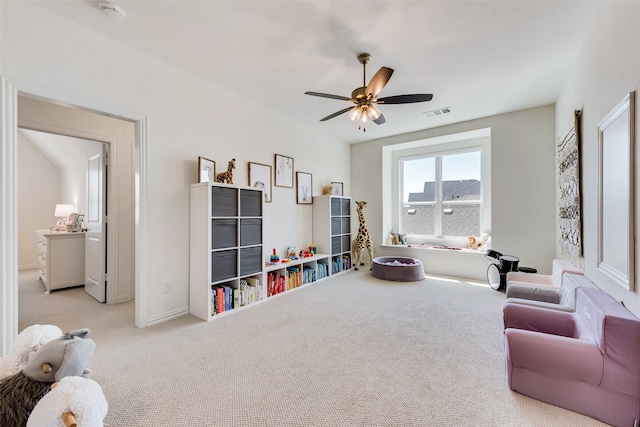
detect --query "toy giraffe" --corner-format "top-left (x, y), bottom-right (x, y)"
top-left (352, 200), bottom-right (374, 270)
top-left (216, 158), bottom-right (236, 184)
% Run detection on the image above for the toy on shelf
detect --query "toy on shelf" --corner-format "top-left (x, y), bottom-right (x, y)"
top-left (287, 246), bottom-right (297, 260)
top-left (299, 250), bottom-right (313, 258)
top-left (269, 248), bottom-right (280, 263)
top-left (309, 244), bottom-right (317, 254)
top-left (215, 158), bottom-right (236, 184)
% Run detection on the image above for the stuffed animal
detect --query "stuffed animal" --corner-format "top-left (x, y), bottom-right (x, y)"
top-left (0, 328), bottom-right (96, 427)
top-left (27, 376), bottom-right (108, 427)
top-left (216, 158), bottom-right (236, 184)
top-left (0, 324), bottom-right (63, 379)
top-left (322, 184), bottom-right (333, 195)
top-left (468, 236), bottom-right (483, 250)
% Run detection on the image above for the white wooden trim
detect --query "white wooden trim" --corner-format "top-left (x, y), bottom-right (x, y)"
top-left (596, 91), bottom-right (635, 291)
top-left (0, 77), bottom-right (20, 355)
top-left (134, 117), bottom-right (149, 328)
top-left (0, 77), bottom-right (150, 354)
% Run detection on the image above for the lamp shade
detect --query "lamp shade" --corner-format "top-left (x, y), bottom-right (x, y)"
top-left (54, 204), bottom-right (75, 218)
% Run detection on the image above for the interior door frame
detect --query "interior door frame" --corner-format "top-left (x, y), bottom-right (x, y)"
top-left (0, 77), bottom-right (150, 354)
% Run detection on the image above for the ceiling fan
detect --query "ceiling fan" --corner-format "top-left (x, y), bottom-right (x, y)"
top-left (305, 53), bottom-right (433, 131)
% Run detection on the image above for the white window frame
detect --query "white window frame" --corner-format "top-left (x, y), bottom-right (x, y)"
top-left (400, 146), bottom-right (483, 239)
top-left (382, 128), bottom-right (491, 248)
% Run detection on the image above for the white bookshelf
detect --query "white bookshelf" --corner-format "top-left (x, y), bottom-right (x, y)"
top-left (190, 184), bottom-right (353, 322)
top-left (312, 195), bottom-right (352, 274)
top-left (189, 182), bottom-right (264, 321)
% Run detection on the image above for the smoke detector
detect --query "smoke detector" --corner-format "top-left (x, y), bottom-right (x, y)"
top-left (422, 107), bottom-right (452, 118)
top-left (99, 1), bottom-right (126, 21)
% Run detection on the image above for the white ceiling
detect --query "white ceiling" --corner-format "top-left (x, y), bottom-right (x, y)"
top-left (32, 0), bottom-right (598, 144)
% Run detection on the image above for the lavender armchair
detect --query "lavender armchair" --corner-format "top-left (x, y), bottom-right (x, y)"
top-left (506, 259), bottom-right (582, 291)
top-left (505, 273), bottom-right (597, 313)
top-left (504, 287), bottom-right (640, 427)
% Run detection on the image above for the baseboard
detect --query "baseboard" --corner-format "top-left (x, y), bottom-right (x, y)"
top-left (147, 307), bottom-right (190, 326)
top-left (18, 264), bottom-right (39, 271)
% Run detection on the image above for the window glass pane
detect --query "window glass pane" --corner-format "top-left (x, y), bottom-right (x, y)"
top-left (402, 205), bottom-right (435, 235)
top-left (442, 152), bottom-right (481, 201)
top-left (442, 204), bottom-right (481, 237)
top-left (403, 157), bottom-right (435, 202)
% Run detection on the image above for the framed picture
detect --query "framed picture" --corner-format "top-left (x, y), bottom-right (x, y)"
top-left (331, 181), bottom-right (343, 196)
top-left (68, 213), bottom-right (85, 232)
top-left (596, 91), bottom-right (635, 291)
top-left (296, 172), bottom-right (313, 204)
top-left (198, 156), bottom-right (216, 183)
top-left (274, 154), bottom-right (294, 188)
top-left (248, 162), bottom-right (272, 203)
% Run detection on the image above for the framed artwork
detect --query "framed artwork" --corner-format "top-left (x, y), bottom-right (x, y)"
top-left (274, 154), bottom-right (294, 188)
top-left (248, 162), bottom-right (272, 203)
top-left (68, 213), bottom-right (85, 232)
top-left (597, 91), bottom-right (635, 291)
top-left (198, 156), bottom-right (216, 183)
top-left (296, 172), bottom-right (313, 204)
top-left (331, 181), bottom-right (343, 196)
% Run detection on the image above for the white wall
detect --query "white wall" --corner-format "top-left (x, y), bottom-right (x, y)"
top-left (17, 133), bottom-right (60, 269)
top-left (555, 1), bottom-right (640, 316)
top-left (0, 2), bottom-right (349, 326)
top-left (352, 105), bottom-right (557, 278)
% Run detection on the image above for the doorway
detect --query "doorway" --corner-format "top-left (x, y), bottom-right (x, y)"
top-left (1, 78), bottom-right (149, 354)
top-left (17, 129), bottom-right (109, 317)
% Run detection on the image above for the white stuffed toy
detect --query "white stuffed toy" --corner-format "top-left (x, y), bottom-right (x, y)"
top-left (27, 376), bottom-right (108, 427)
top-left (0, 324), bottom-right (62, 379)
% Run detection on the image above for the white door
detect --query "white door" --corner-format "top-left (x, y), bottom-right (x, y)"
top-left (85, 145), bottom-right (108, 302)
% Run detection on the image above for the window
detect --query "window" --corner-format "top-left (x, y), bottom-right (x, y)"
top-left (382, 128), bottom-right (491, 247)
top-left (400, 149), bottom-right (482, 239)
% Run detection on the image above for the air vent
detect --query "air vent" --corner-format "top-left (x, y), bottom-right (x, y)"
top-left (422, 107), bottom-right (452, 118)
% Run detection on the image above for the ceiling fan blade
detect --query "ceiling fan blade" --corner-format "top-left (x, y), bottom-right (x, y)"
top-left (320, 107), bottom-right (354, 121)
top-left (365, 67), bottom-right (394, 98)
top-left (377, 94), bottom-right (433, 104)
top-left (373, 113), bottom-right (386, 125)
top-left (305, 91), bottom-right (352, 102)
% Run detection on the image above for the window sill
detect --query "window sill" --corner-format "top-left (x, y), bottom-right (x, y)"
top-left (380, 244), bottom-right (486, 255)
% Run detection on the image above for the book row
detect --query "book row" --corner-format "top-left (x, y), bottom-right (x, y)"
top-left (210, 277), bottom-right (263, 316)
top-left (333, 254), bottom-right (351, 274)
top-left (266, 262), bottom-right (329, 297)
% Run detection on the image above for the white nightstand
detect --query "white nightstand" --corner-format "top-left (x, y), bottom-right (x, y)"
top-left (35, 230), bottom-right (85, 294)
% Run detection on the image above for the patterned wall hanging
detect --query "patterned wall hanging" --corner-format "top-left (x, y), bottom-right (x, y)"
top-left (558, 109), bottom-right (583, 257)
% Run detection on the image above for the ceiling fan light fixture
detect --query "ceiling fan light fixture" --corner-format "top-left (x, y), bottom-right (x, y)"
top-left (367, 105), bottom-right (382, 121)
top-left (348, 107), bottom-right (363, 122)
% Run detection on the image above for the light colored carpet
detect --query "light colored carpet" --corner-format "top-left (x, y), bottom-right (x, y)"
top-left (18, 269), bottom-right (608, 426)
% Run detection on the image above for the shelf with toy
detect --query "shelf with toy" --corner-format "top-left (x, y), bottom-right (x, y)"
top-left (264, 253), bottom-right (332, 298)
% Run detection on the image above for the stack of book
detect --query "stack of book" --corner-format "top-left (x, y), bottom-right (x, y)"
top-left (210, 277), bottom-right (262, 316)
top-left (266, 272), bottom-right (286, 297)
top-left (317, 262), bottom-right (329, 280)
